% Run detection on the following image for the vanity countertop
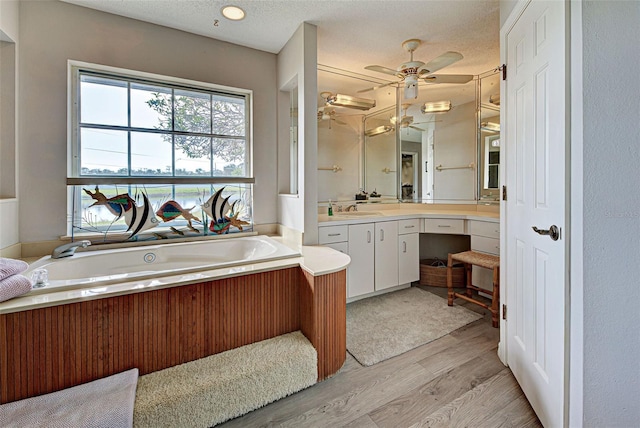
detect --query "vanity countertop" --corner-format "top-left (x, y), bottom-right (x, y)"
top-left (318, 205), bottom-right (499, 225)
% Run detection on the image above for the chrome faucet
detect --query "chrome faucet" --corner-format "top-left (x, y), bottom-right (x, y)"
top-left (346, 204), bottom-right (358, 212)
top-left (51, 240), bottom-right (91, 259)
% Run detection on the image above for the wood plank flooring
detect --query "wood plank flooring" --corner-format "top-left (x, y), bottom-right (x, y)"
top-left (219, 286), bottom-right (541, 428)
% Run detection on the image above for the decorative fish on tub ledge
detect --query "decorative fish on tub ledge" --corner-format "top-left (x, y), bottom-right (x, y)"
top-left (124, 193), bottom-right (160, 237)
top-left (155, 200), bottom-right (201, 229)
top-left (202, 188), bottom-right (251, 234)
top-left (84, 186), bottom-right (134, 218)
top-left (202, 187), bottom-right (232, 234)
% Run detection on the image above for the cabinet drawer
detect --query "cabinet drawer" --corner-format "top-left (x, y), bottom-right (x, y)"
top-left (423, 218), bottom-right (465, 234)
top-left (318, 225), bottom-right (348, 244)
top-left (471, 235), bottom-right (500, 255)
top-left (324, 241), bottom-right (348, 254)
top-left (398, 218), bottom-right (420, 235)
top-left (468, 220), bottom-right (500, 239)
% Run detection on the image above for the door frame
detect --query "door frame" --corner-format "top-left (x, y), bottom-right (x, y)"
top-left (401, 151), bottom-right (419, 200)
top-left (499, 0), bottom-right (584, 426)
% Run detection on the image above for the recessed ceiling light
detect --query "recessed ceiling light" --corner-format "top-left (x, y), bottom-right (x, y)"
top-left (221, 5), bottom-right (246, 21)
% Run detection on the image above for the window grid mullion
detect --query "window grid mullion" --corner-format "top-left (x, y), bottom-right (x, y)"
top-left (210, 94), bottom-right (214, 177)
top-left (127, 81), bottom-right (132, 177)
top-left (78, 122), bottom-right (239, 140)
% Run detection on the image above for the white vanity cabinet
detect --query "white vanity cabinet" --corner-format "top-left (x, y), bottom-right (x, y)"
top-left (468, 220), bottom-right (500, 293)
top-left (398, 219), bottom-right (420, 285)
top-left (347, 223), bottom-right (375, 298)
top-left (374, 221), bottom-right (399, 291)
top-left (318, 214), bottom-right (498, 301)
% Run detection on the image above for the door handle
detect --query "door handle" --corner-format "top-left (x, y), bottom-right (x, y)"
top-left (367, 230), bottom-right (371, 243)
top-left (532, 225), bottom-right (560, 241)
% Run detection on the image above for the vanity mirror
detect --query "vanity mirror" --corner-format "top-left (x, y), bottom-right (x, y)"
top-left (317, 64), bottom-right (482, 205)
top-left (477, 69), bottom-right (501, 203)
top-left (364, 105), bottom-right (397, 198)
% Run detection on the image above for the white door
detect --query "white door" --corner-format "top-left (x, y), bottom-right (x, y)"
top-left (503, 1), bottom-right (567, 426)
top-left (374, 221), bottom-right (399, 290)
top-left (347, 223), bottom-right (375, 298)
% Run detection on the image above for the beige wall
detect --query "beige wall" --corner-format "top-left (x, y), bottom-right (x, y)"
top-left (17, 0), bottom-right (278, 243)
top-left (276, 22), bottom-right (318, 245)
top-left (0, 0), bottom-right (19, 250)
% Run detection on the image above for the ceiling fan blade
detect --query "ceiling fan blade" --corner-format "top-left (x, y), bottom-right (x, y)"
top-left (357, 81), bottom-right (396, 93)
top-left (422, 51), bottom-right (464, 74)
top-left (409, 125), bottom-right (426, 131)
top-left (365, 65), bottom-right (400, 76)
top-left (335, 119), bottom-right (348, 125)
top-left (423, 74), bottom-right (474, 84)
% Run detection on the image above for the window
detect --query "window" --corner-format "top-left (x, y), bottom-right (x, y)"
top-left (72, 69), bottom-right (250, 178)
top-left (68, 62), bottom-right (253, 240)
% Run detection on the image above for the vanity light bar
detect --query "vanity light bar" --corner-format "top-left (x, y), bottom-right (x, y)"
top-left (421, 101), bottom-right (452, 114)
top-left (480, 121), bottom-right (501, 132)
top-left (326, 93), bottom-right (376, 111)
top-left (365, 125), bottom-right (393, 137)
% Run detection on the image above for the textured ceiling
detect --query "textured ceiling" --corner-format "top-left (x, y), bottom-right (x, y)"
top-left (61, 0), bottom-right (500, 134)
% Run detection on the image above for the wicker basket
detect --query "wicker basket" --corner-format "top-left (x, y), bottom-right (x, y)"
top-left (419, 258), bottom-right (466, 288)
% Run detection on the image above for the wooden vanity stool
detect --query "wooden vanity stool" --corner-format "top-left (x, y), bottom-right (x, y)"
top-left (447, 251), bottom-right (500, 328)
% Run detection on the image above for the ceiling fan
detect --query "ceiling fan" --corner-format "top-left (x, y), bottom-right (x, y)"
top-left (391, 103), bottom-right (441, 132)
top-left (317, 107), bottom-right (347, 129)
top-left (360, 39), bottom-right (474, 100)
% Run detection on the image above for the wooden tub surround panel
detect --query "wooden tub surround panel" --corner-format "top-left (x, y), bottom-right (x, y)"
top-left (299, 269), bottom-right (347, 381)
top-left (0, 267), bottom-right (347, 404)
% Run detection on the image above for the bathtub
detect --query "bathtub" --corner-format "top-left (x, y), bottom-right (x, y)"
top-left (25, 236), bottom-right (301, 294)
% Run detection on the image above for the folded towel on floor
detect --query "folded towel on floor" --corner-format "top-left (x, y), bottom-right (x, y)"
top-left (0, 274), bottom-right (32, 303)
top-left (0, 258), bottom-right (28, 281)
top-left (0, 368), bottom-right (139, 428)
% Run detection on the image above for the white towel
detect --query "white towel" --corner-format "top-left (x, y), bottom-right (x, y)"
top-left (0, 368), bottom-right (139, 428)
top-left (0, 258), bottom-right (28, 281)
top-left (0, 274), bottom-right (32, 303)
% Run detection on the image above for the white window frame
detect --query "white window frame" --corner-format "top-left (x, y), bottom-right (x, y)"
top-left (68, 60), bottom-right (253, 180)
top-left (66, 60), bottom-right (255, 235)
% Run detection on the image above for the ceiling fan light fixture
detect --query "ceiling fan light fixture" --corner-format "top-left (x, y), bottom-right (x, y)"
top-left (403, 75), bottom-right (419, 100)
top-left (481, 121), bottom-right (501, 132)
top-left (365, 125), bottom-right (393, 137)
top-left (221, 5), bottom-right (246, 21)
top-left (421, 101), bottom-right (452, 114)
top-left (489, 94), bottom-right (501, 105)
top-left (326, 93), bottom-right (376, 111)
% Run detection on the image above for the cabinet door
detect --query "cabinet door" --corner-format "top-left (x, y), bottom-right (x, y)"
top-left (398, 233), bottom-right (419, 285)
top-left (374, 221), bottom-right (399, 291)
top-left (347, 223), bottom-right (375, 298)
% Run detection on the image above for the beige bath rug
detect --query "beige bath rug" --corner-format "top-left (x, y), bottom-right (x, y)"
top-left (347, 287), bottom-right (482, 366)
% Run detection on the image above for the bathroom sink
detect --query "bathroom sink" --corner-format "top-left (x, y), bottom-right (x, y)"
top-left (334, 211), bottom-right (382, 218)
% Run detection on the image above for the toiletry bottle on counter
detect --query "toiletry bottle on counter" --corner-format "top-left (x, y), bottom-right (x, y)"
top-left (328, 200), bottom-right (333, 216)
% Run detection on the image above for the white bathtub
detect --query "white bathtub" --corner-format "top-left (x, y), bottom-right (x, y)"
top-left (26, 236), bottom-right (301, 294)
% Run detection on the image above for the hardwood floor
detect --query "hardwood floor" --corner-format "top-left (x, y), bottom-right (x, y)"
top-left (219, 285), bottom-right (541, 428)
